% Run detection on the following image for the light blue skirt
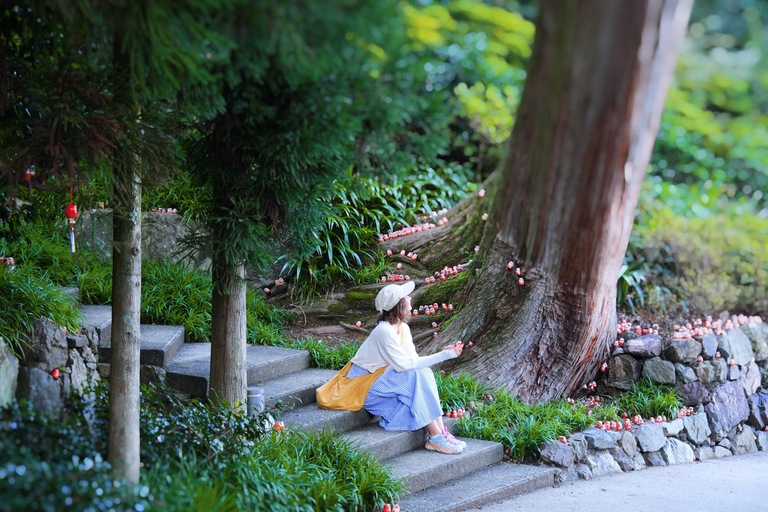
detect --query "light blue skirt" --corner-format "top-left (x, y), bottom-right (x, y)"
top-left (348, 363), bottom-right (443, 431)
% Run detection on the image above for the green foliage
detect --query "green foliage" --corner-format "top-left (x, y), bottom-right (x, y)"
top-left (256, 335), bottom-right (360, 372)
top-left (142, 172), bottom-right (211, 222)
top-left (0, 266), bottom-right (82, 356)
top-left (0, 223), bottom-right (80, 286)
top-left (647, 1), bottom-right (768, 212)
top-left (403, 0), bottom-right (535, 173)
top-left (625, 205), bottom-right (768, 316)
top-left (284, 164), bottom-right (476, 299)
top-left (612, 378), bottom-right (683, 420)
top-left (78, 259), bottom-right (293, 342)
top-left (1, 382), bottom-right (402, 512)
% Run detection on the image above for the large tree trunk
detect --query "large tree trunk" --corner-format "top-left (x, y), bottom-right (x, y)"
top-left (107, 163), bottom-right (142, 483)
top-left (208, 182), bottom-right (247, 407)
top-left (428, 0), bottom-right (692, 401)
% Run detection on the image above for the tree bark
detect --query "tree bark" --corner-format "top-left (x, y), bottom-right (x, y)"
top-left (426, 0), bottom-right (692, 401)
top-left (107, 162), bottom-right (142, 484)
top-left (208, 186), bottom-right (248, 407)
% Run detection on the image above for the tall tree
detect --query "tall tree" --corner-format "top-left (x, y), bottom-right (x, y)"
top-left (427, 0), bottom-right (692, 401)
top-left (189, 0), bottom-right (451, 406)
top-left (1, 0), bottom-right (231, 483)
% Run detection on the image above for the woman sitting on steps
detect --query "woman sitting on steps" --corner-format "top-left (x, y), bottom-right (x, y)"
top-left (345, 281), bottom-right (466, 455)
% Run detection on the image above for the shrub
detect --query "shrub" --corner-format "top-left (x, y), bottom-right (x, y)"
top-left (1, 382), bottom-right (403, 512)
top-left (0, 266), bottom-right (82, 356)
top-left (626, 205), bottom-right (768, 316)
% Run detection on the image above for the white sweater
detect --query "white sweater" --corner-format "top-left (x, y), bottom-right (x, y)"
top-left (351, 321), bottom-right (456, 372)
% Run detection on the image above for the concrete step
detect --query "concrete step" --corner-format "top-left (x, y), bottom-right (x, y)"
top-left (166, 343), bottom-right (311, 397)
top-left (342, 417), bottom-right (462, 461)
top-left (385, 437), bottom-right (504, 494)
top-left (99, 324), bottom-right (185, 368)
top-left (282, 403), bottom-right (375, 433)
top-left (260, 368), bottom-right (337, 410)
top-left (398, 461), bottom-right (557, 512)
top-left (79, 305), bottom-right (112, 344)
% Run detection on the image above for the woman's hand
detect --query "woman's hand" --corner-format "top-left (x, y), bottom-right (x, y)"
top-left (442, 341), bottom-right (463, 357)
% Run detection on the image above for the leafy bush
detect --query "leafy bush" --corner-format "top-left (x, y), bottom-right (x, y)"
top-left (1, 382), bottom-right (403, 512)
top-left (0, 266), bottom-right (82, 356)
top-left (625, 205), bottom-right (768, 316)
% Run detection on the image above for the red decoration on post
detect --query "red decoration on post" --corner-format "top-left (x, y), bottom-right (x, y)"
top-left (65, 203), bottom-right (78, 253)
top-left (65, 203), bottom-right (78, 219)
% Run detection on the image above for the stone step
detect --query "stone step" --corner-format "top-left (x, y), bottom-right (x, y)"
top-left (99, 324), bottom-right (185, 368)
top-left (260, 368), bottom-right (337, 410)
top-left (282, 403), bottom-right (375, 433)
top-left (385, 437), bottom-right (504, 494)
top-left (398, 461), bottom-right (557, 512)
top-left (342, 417), bottom-right (462, 461)
top-left (79, 305), bottom-right (113, 344)
top-left (166, 343), bottom-right (311, 397)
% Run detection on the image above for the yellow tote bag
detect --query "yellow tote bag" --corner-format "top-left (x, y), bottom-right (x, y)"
top-left (316, 362), bottom-right (387, 411)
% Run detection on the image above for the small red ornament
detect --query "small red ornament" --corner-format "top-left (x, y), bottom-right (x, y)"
top-left (51, 368), bottom-right (60, 379)
top-left (65, 203), bottom-right (78, 219)
top-left (383, 504), bottom-right (391, 512)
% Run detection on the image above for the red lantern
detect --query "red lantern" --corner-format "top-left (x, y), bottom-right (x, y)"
top-left (65, 203), bottom-right (78, 219)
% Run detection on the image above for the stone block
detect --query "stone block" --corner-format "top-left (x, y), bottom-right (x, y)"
top-left (705, 380), bottom-right (749, 441)
top-left (720, 329), bottom-right (756, 366)
top-left (740, 361), bottom-right (761, 396)
top-left (662, 418), bottom-right (684, 437)
top-left (713, 446), bottom-right (732, 458)
top-left (683, 412), bottom-right (712, 445)
top-left (643, 451), bottom-right (666, 466)
top-left (20, 318), bottom-right (69, 370)
top-left (540, 441), bottom-right (574, 468)
top-left (618, 431), bottom-right (638, 458)
top-left (747, 391), bottom-right (768, 430)
top-left (0, 338), bottom-right (19, 407)
top-left (661, 438), bottom-right (695, 465)
top-left (701, 334), bottom-right (718, 358)
top-left (755, 431), bottom-right (768, 451)
top-left (609, 447), bottom-right (635, 472)
top-left (678, 381), bottom-right (710, 406)
top-left (585, 451), bottom-right (622, 477)
top-left (664, 338), bottom-right (701, 364)
top-left (569, 433), bottom-right (589, 463)
top-left (642, 357), bottom-right (676, 385)
top-left (635, 422), bottom-right (666, 452)
top-left (624, 334), bottom-right (662, 358)
top-left (730, 426), bottom-right (758, 455)
top-left (607, 354), bottom-right (642, 390)
top-left (693, 361), bottom-right (720, 386)
top-left (16, 366), bottom-right (62, 417)
top-left (694, 446), bottom-right (715, 461)
top-left (742, 322), bottom-right (768, 361)
top-left (675, 363), bottom-right (697, 384)
top-left (581, 428), bottom-right (617, 450)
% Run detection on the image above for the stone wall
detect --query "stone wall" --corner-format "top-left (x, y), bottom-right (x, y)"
top-left (12, 318), bottom-right (101, 417)
top-left (541, 317), bottom-right (768, 481)
top-left (76, 208), bottom-right (211, 270)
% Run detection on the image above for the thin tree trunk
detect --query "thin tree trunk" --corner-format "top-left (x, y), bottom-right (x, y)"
top-left (208, 177), bottom-right (247, 406)
top-left (427, 0), bottom-right (691, 401)
top-left (107, 163), bottom-right (142, 483)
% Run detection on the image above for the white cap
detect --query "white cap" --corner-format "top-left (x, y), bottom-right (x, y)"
top-left (375, 281), bottom-right (415, 312)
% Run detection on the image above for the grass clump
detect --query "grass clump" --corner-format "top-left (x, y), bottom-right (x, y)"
top-left (0, 266), bottom-right (82, 356)
top-left (612, 377), bottom-right (683, 420)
